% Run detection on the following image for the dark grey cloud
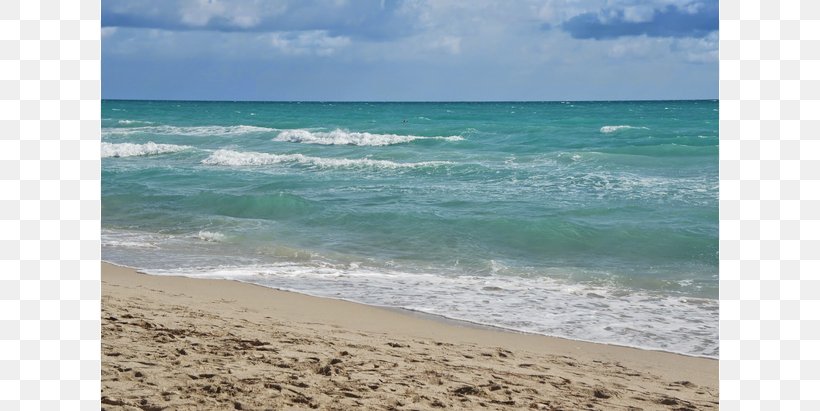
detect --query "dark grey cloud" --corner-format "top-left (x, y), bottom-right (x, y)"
top-left (101, 0), bottom-right (415, 40)
top-left (561, 1), bottom-right (717, 39)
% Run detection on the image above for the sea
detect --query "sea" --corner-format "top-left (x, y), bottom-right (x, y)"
top-left (101, 100), bottom-right (718, 358)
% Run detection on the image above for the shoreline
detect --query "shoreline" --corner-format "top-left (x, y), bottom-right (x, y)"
top-left (102, 261), bottom-right (717, 410)
top-left (103, 259), bottom-right (717, 360)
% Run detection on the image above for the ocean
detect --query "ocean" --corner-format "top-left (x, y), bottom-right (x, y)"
top-left (101, 100), bottom-right (718, 358)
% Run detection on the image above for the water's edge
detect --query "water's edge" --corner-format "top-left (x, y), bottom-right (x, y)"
top-left (103, 259), bottom-right (717, 360)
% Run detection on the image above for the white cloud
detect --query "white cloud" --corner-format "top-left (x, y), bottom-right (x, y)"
top-left (622, 6), bottom-right (656, 23)
top-left (179, 0), bottom-right (227, 27)
top-left (603, 31), bottom-right (717, 63)
top-left (606, 35), bottom-right (665, 58)
top-left (679, 1), bottom-right (704, 14)
top-left (536, 0), bottom-right (598, 24)
top-left (674, 31), bottom-right (718, 63)
top-left (101, 27), bottom-right (118, 38)
top-left (535, 0), bottom-right (710, 25)
top-left (270, 30), bottom-right (351, 56)
top-left (229, 14), bottom-right (262, 29)
top-left (178, 0), bottom-right (284, 29)
top-left (431, 36), bottom-right (461, 54)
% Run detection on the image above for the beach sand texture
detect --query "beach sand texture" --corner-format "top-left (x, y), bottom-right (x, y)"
top-left (102, 262), bottom-right (717, 410)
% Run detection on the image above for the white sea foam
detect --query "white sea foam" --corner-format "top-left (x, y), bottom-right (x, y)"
top-left (600, 125), bottom-right (649, 133)
top-left (102, 230), bottom-right (162, 249)
top-left (101, 142), bottom-right (191, 158)
top-left (102, 227), bottom-right (717, 357)
top-left (197, 231), bottom-right (225, 242)
top-left (202, 149), bottom-right (450, 169)
top-left (117, 119), bottom-right (154, 125)
top-left (556, 152), bottom-right (582, 163)
top-left (274, 128), bottom-right (463, 146)
top-left (102, 240), bottom-right (159, 249)
top-left (140, 261), bottom-right (717, 358)
top-left (103, 124), bottom-right (275, 137)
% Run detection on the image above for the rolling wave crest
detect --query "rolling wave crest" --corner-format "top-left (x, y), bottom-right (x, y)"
top-left (102, 142), bottom-right (191, 158)
top-left (600, 125), bottom-right (649, 133)
top-left (274, 128), bottom-right (463, 146)
top-left (202, 149), bottom-right (450, 169)
top-left (103, 125), bottom-right (275, 137)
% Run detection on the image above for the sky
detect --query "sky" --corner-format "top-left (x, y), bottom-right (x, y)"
top-left (101, 0), bottom-right (718, 101)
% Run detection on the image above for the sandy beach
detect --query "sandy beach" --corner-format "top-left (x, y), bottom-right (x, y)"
top-left (101, 262), bottom-right (717, 410)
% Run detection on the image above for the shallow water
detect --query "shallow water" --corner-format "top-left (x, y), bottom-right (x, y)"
top-left (102, 100), bottom-right (718, 357)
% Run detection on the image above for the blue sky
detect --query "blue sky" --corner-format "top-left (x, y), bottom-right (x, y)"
top-left (102, 0), bottom-right (718, 101)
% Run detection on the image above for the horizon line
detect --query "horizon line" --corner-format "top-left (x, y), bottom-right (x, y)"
top-left (102, 98), bottom-right (719, 103)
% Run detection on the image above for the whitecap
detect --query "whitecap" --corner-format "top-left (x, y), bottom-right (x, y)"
top-left (102, 125), bottom-right (275, 137)
top-left (117, 119), bottom-right (154, 125)
top-left (273, 128), bottom-right (463, 146)
top-left (197, 231), bottom-right (225, 242)
top-left (600, 125), bottom-right (649, 133)
top-left (101, 142), bottom-right (191, 158)
top-left (201, 149), bottom-right (450, 169)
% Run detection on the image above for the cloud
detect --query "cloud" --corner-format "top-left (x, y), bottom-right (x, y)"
top-left (561, 1), bottom-right (717, 39)
top-left (621, 6), bottom-right (656, 23)
top-left (178, 0), bottom-right (272, 29)
top-left (270, 30), bottom-right (351, 56)
top-left (102, 0), bottom-right (718, 101)
top-left (102, 0), bottom-right (415, 40)
top-left (671, 31), bottom-right (719, 63)
top-left (603, 31), bottom-right (717, 63)
top-left (430, 36), bottom-right (461, 54)
top-left (101, 27), bottom-right (118, 38)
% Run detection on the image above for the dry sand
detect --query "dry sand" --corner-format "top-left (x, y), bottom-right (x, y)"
top-left (101, 262), bottom-right (717, 410)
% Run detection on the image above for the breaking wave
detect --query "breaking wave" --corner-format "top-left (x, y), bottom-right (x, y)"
top-left (600, 125), bottom-right (650, 133)
top-left (202, 149), bottom-right (450, 169)
top-left (197, 231), bottom-right (225, 242)
top-left (117, 119), bottom-right (154, 125)
top-left (103, 125), bottom-right (276, 137)
top-left (101, 142), bottom-right (191, 158)
top-left (274, 128), bottom-right (463, 146)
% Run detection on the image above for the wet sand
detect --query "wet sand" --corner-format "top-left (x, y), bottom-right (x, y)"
top-left (101, 262), bottom-right (717, 410)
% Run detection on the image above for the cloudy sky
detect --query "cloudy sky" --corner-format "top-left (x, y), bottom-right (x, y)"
top-left (102, 0), bottom-right (718, 101)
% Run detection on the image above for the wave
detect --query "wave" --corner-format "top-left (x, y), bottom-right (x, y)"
top-left (101, 142), bottom-right (191, 158)
top-left (102, 240), bottom-right (158, 249)
top-left (602, 143), bottom-right (717, 158)
top-left (197, 231), bottom-right (225, 242)
top-left (117, 119), bottom-right (154, 125)
top-left (136, 261), bottom-right (717, 358)
top-left (273, 128), bottom-right (463, 146)
top-left (103, 125), bottom-right (275, 137)
top-left (600, 125), bottom-right (649, 133)
top-left (202, 149), bottom-right (450, 169)
top-left (102, 229), bottom-right (164, 249)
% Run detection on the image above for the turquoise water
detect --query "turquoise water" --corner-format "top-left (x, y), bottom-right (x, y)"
top-left (102, 100), bottom-right (718, 357)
